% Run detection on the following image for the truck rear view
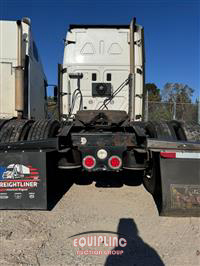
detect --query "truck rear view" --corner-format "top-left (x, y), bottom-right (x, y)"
top-left (0, 18), bottom-right (199, 216)
top-left (61, 21), bottom-right (144, 120)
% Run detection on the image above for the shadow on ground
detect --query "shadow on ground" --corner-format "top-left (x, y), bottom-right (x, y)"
top-left (105, 218), bottom-right (164, 266)
top-left (47, 169), bottom-right (143, 210)
top-left (75, 170), bottom-right (143, 187)
top-left (47, 169), bottom-right (74, 210)
top-left (47, 169), bottom-right (162, 214)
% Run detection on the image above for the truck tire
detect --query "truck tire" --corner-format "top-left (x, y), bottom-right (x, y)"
top-left (143, 152), bottom-right (161, 195)
top-left (131, 121), bottom-right (147, 135)
top-left (0, 120), bottom-right (16, 142)
top-left (143, 121), bottom-right (175, 195)
top-left (0, 119), bottom-right (9, 133)
top-left (0, 119), bottom-right (33, 143)
top-left (145, 121), bottom-right (177, 140)
top-left (58, 149), bottom-right (81, 170)
top-left (170, 120), bottom-right (200, 142)
top-left (27, 120), bottom-right (60, 140)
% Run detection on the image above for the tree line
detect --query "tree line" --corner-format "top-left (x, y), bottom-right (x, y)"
top-left (145, 82), bottom-right (198, 121)
top-left (47, 83), bottom-right (199, 122)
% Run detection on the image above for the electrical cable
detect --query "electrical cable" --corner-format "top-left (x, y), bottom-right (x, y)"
top-left (98, 77), bottom-right (130, 110)
top-left (69, 87), bottom-right (83, 117)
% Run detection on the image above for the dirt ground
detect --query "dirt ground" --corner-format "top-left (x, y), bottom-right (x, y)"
top-left (0, 172), bottom-right (199, 266)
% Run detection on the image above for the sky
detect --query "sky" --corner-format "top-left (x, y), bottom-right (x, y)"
top-left (0, 0), bottom-right (199, 101)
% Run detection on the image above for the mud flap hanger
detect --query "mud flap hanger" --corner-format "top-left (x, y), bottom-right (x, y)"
top-left (146, 138), bottom-right (200, 152)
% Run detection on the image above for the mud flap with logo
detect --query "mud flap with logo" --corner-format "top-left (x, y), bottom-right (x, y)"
top-left (159, 152), bottom-right (200, 217)
top-left (0, 150), bottom-right (57, 209)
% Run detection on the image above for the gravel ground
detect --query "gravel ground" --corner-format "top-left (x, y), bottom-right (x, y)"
top-left (0, 173), bottom-right (199, 266)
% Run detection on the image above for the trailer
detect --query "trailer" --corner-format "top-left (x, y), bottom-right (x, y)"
top-left (0, 18), bottom-right (199, 216)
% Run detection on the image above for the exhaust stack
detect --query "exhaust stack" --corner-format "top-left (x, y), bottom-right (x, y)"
top-left (128, 17), bottom-right (136, 121)
top-left (15, 20), bottom-right (24, 118)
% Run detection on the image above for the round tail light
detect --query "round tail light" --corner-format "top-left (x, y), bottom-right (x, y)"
top-left (108, 156), bottom-right (122, 169)
top-left (83, 155), bottom-right (96, 169)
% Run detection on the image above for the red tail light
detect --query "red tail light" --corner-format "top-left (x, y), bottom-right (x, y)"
top-left (108, 156), bottom-right (122, 169)
top-left (83, 156), bottom-right (96, 169)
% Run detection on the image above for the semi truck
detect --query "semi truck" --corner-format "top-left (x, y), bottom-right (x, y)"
top-left (2, 164), bottom-right (30, 179)
top-left (0, 17), bottom-right (199, 215)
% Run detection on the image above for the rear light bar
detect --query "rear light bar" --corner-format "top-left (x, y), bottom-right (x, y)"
top-left (83, 155), bottom-right (96, 169)
top-left (108, 156), bottom-right (122, 169)
top-left (160, 152), bottom-right (200, 159)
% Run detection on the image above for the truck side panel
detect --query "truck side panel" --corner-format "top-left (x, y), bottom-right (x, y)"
top-left (28, 35), bottom-right (48, 119)
top-left (0, 63), bottom-right (16, 118)
top-left (0, 21), bottom-right (18, 118)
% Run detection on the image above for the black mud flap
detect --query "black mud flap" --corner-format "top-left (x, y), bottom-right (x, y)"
top-left (0, 150), bottom-right (57, 210)
top-left (158, 152), bottom-right (200, 217)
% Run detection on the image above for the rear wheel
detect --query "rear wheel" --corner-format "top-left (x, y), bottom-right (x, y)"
top-left (0, 119), bottom-right (9, 132)
top-left (143, 121), bottom-right (176, 195)
top-left (27, 120), bottom-right (60, 141)
top-left (0, 119), bottom-right (33, 143)
top-left (58, 149), bottom-right (81, 170)
top-left (145, 121), bottom-right (177, 140)
top-left (143, 152), bottom-right (161, 195)
top-left (170, 120), bottom-right (200, 142)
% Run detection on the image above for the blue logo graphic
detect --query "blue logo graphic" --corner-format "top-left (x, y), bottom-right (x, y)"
top-left (0, 167), bottom-right (6, 180)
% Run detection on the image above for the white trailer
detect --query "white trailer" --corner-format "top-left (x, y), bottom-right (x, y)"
top-left (0, 18), bottom-right (47, 120)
